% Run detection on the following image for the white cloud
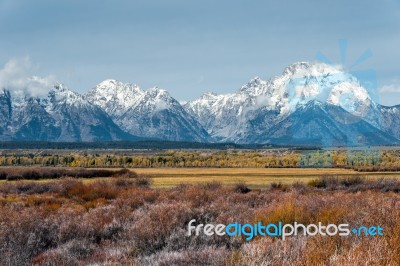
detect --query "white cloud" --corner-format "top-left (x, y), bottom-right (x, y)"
top-left (379, 79), bottom-right (400, 93)
top-left (379, 84), bottom-right (400, 93)
top-left (0, 57), bottom-right (56, 98)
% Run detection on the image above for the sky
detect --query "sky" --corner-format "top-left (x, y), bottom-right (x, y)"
top-left (0, 0), bottom-right (399, 105)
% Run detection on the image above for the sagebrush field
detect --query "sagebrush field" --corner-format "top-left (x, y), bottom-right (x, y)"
top-left (0, 168), bottom-right (400, 265)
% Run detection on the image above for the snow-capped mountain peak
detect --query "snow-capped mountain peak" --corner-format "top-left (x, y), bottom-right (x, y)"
top-left (239, 76), bottom-right (265, 91)
top-left (281, 62), bottom-right (371, 114)
top-left (95, 79), bottom-right (141, 93)
top-left (184, 61), bottom-right (378, 143)
top-left (282, 61), bottom-right (339, 77)
top-left (86, 79), bottom-right (144, 117)
top-left (147, 86), bottom-right (168, 97)
top-left (136, 87), bottom-right (175, 112)
top-left (49, 83), bottom-right (88, 106)
top-left (86, 81), bottom-right (211, 142)
top-left (1, 61), bottom-right (398, 146)
top-left (0, 82), bottom-right (136, 142)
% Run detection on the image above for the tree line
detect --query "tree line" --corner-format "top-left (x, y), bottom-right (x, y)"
top-left (0, 150), bottom-right (399, 170)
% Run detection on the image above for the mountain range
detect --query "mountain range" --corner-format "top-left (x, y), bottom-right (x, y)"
top-left (1, 62), bottom-right (399, 146)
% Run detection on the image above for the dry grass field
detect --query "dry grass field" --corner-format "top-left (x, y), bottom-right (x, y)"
top-left (2, 167), bottom-right (400, 188)
top-left (132, 168), bottom-right (400, 188)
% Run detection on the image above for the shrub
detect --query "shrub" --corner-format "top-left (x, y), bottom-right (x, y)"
top-left (234, 182), bottom-right (251, 194)
top-left (6, 174), bottom-right (23, 181)
top-left (270, 182), bottom-right (291, 192)
top-left (114, 178), bottom-right (135, 188)
top-left (112, 168), bottom-right (138, 178)
top-left (254, 198), bottom-right (312, 225)
top-left (340, 175), bottom-right (365, 187)
top-left (63, 239), bottom-right (96, 259)
top-left (63, 181), bottom-right (118, 202)
top-left (0, 168), bottom-right (131, 181)
top-left (0, 209), bottom-right (59, 265)
top-left (135, 247), bottom-right (230, 266)
top-left (0, 181), bottom-right (56, 194)
top-left (31, 250), bottom-right (78, 266)
top-left (270, 182), bottom-right (283, 189)
top-left (291, 182), bottom-right (308, 193)
top-left (376, 178), bottom-right (400, 193)
top-left (202, 181), bottom-right (222, 190)
top-left (130, 202), bottom-right (194, 254)
top-left (134, 176), bottom-right (153, 188)
top-left (0, 171), bottom-right (7, 180)
top-left (21, 170), bottom-right (41, 180)
top-left (307, 175), bottom-right (339, 188)
top-left (235, 237), bottom-right (304, 265)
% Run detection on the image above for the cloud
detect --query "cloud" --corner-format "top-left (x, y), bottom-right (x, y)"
top-left (379, 84), bottom-right (400, 93)
top-left (0, 57), bottom-right (56, 98)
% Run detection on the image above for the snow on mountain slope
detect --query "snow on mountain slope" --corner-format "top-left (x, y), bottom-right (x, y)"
top-left (1, 61), bottom-right (398, 146)
top-left (86, 79), bottom-right (144, 117)
top-left (184, 62), bottom-right (374, 143)
top-left (365, 103), bottom-right (400, 140)
top-left (0, 84), bottom-right (137, 141)
top-left (87, 81), bottom-right (211, 142)
top-left (260, 100), bottom-right (399, 146)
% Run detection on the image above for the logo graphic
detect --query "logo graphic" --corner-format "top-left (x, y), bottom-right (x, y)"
top-left (315, 39), bottom-right (378, 117)
top-left (188, 220), bottom-right (384, 241)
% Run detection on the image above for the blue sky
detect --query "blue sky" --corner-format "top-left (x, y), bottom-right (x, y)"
top-left (0, 0), bottom-right (399, 105)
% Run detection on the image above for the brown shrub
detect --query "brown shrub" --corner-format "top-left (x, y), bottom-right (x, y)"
top-left (113, 178), bottom-right (135, 188)
top-left (135, 247), bottom-right (230, 265)
top-left (0, 167), bottom-right (132, 181)
top-left (134, 175), bottom-right (153, 188)
top-left (254, 197), bottom-right (313, 225)
top-left (112, 168), bottom-right (138, 178)
top-left (201, 181), bottom-right (222, 190)
top-left (63, 181), bottom-right (118, 202)
top-left (234, 182), bottom-right (251, 194)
